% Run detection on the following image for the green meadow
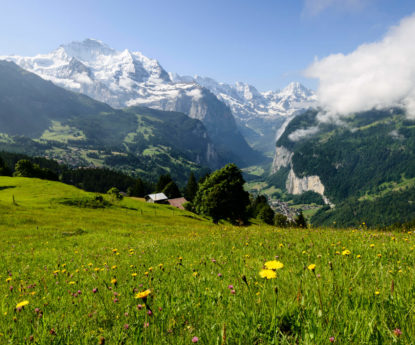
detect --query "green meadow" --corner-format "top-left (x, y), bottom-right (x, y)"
top-left (0, 177), bottom-right (414, 344)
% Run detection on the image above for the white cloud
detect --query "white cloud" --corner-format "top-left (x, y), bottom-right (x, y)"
top-left (288, 126), bottom-right (320, 141)
top-left (303, 0), bottom-right (367, 16)
top-left (306, 13), bottom-right (415, 120)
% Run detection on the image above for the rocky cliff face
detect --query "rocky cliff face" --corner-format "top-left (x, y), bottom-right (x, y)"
top-left (272, 145), bottom-right (332, 205)
top-left (271, 146), bottom-right (293, 173)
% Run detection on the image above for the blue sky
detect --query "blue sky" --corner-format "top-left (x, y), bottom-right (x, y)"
top-left (1, 0), bottom-right (415, 90)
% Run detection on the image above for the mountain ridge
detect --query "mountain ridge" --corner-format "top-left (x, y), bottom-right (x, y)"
top-left (1, 39), bottom-right (261, 166)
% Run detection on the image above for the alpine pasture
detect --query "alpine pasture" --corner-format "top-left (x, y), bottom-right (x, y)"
top-left (0, 177), bottom-right (413, 344)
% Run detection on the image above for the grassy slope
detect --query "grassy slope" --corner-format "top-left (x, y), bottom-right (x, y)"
top-left (1, 177), bottom-right (415, 344)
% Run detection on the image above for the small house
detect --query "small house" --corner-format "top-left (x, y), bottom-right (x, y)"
top-left (145, 193), bottom-right (168, 204)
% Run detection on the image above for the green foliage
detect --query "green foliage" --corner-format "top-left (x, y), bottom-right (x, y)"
top-left (311, 187), bottom-right (415, 228)
top-left (107, 187), bottom-right (123, 200)
top-left (14, 159), bottom-right (58, 181)
top-left (162, 181), bottom-right (181, 199)
top-left (0, 157), bottom-right (11, 176)
top-left (274, 213), bottom-right (289, 227)
top-left (127, 177), bottom-right (149, 197)
top-left (156, 174), bottom-right (173, 193)
top-left (184, 172), bottom-right (198, 202)
top-left (291, 191), bottom-right (325, 205)
top-left (257, 204), bottom-right (275, 225)
top-left (294, 211), bottom-right (307, 228)
top-left (248, 194), bottom-right (275, 224)
top-left (193, 164), bottom-right (250, 223)
top-left (58, 195), bottom-right (111, 208)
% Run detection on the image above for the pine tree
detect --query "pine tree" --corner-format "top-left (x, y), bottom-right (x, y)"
top-left (184, 172), bottom-right (198, 202)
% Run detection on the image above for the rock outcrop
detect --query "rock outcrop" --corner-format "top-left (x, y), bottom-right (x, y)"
top-left (271, 145), bottom-right (332, 205)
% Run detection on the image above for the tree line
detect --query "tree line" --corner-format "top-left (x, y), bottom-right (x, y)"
top-left (0, 151), bottom-right (307, 226)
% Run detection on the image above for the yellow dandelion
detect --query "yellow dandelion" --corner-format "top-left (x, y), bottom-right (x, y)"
top-left (356, 254), bottom-right (361, 259)
top-left (16, 300), bottom-right (29, 309)
top-left (112, 265), bottom-right (117, 269)
top-left (112, 248), bottom-right (118, 253)
top-left (144, 272), bottom-right (149, 276)
top-left (68, 281), bottom-right (76, 285)
top-left (264, 260), bottom-right (284, 270)
top-left (5, 277), bottom-right (12, 282)
top-left (192, 272), bottom-right (198, 277)
top-left (308, 264), bottom-right (316, 271)
top-left (342, 249), bottom-right (351, 256)
top-left (259, 269), bottom-right (277, 279)
top-left (375, 291), bottom-right (380, 295)
top-left (135, 289), bottom-right (151, 299)
top-left (131, 273), bottom-right (137, 277)
top-left (111, 278), bottom-right (117, 285)
top-left (370, 244), bottom-right (375, 248)
top-left (377, 253), bottom-right (382, 258)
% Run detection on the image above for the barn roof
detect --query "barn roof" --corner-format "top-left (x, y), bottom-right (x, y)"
top-left (145, 193), bottom-right (168, 201)
top-left (167, 197), bottom-right (188, 210)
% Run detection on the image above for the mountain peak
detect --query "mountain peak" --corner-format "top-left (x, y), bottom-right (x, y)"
top-left (281, 82), bottom-right (313, 97)
top-left (59, 38), bottom-right (115, 61)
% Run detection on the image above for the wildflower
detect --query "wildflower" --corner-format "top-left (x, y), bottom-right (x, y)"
top-left (259, 269), bottom-right (277, 279)
top-left (329, 336), bottom-right (335, 343)
top-left (370, 244), bottom-right (375, 248)
top-left (92, 288), bottom-right (98, 293)
top-left (264, 260), bottom-right (284, 270)
top-left (230, 289), bottom-right (236, 294)
top-left (5, 277), bottom-right (12, 283)
top-left (137, 304), bottom-right (143, 310)
top-left (377, 254), bottom-right (382, 258)
top-left (112, 249), bottom-right (118, 253)
top-left (147, 310), bottom-right (152, 316)
top-left (144, 322), bottom-right (149, 328)
top-left (111, 278), bottom-right (117, 285)
top-left (16, 300), bottom-right (29, 309)
top-left (112, 265), bottom-right (117, 270)
top-left (341, 250), bottom-right (351, 256)
top-left (217, 273), bottom-right (222, 278)
top-left (192, 337), bottom-right (199, 343)
top-left (131, 273), bottom-right (137, 277)
top-left (123, 324), bottom-right (129, 330)
top-left (192, 272), bottom-right (198, 277)
top-left (356, 255), bottom-right (361, 259)
top-left (228, 285), bottom-right (234, 289)
top-left (393, 328), bottom-right (402, 337)
top-left (375, 291), bottom-right (380, 295)
top-left (68, 281), bottom-right (76, 285)
top-left (308, 264), bottom-right (316, 272)
top-left (113, 298), bottom-right (118, 303)
top-left (135, 289), bottom-right (151, 299)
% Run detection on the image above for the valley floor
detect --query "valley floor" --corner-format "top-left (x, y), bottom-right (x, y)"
top-left (0, 177), bottom-right (414, 344)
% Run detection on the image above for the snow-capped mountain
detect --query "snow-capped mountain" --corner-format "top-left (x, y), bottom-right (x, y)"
top-left (2, 39), bottom-right (258, 165)
top-left (1, 38), bottom-right (315, 159)
top-left (170, 74), bottom-right (317, 155)
top-left (170, 75), bottom-right (316, 121)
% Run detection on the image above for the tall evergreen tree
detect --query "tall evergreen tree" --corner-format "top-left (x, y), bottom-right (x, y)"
top-left (156, 174), bottom-right (173, 193)
top-left (162, 181), bottom-right (181, 199)
top-left (184, 172), bottom-right (198, 202)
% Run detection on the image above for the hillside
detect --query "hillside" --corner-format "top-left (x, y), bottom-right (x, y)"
top-left (1, 176), bottom-right (415, 344)
top-left (0, 60), bottom-right (223, 183)
top-left (269, 108), bottom-right (415, 227)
